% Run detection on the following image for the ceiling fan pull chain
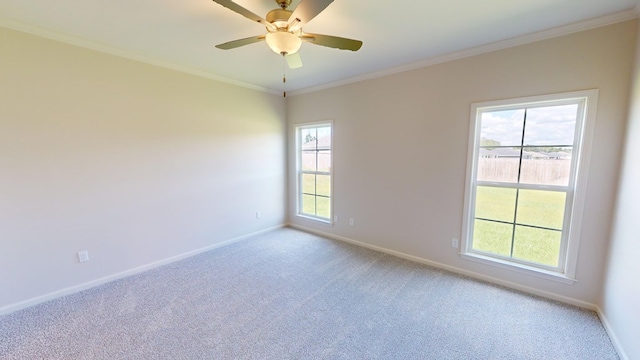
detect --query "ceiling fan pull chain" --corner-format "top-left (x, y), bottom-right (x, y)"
top-left (282, 53), bottom-right (287, 97)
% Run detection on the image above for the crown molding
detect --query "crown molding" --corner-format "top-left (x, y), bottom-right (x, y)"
top-left (289, 7), bottom-right (640, 97)
top-left (2, 6), bottom-right (638, 98)
top-left (0, 17), bottom-right (281, 96)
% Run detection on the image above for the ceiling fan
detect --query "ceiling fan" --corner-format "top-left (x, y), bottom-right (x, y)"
top-left (212, 0), bottom-right (363, 69)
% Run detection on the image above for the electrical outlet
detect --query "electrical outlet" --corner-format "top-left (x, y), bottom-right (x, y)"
top-left (349, 218), bottom-right (354, 226)
top-left (451, 238), bottom-right (459, 248)
top-left (334, 215), bottom-right (339, 223)
top-left (78, 251), bottom-right (89, 263)
top-left (256, 211), bottom-right (261, 219)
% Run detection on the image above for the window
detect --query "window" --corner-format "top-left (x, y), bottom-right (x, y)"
top-left (461, 90), bottom-right (598, 281)
top-left (296, 122), bottom-right (332, 222)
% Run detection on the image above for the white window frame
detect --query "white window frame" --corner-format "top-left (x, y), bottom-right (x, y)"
top-left (295, 121), bottom-right (333, 224)
top-left (461, 90), bottom-right (598, 284)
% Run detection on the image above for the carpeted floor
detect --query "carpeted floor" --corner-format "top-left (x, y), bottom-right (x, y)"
top-left (0, 228), bottom-right (618, 359)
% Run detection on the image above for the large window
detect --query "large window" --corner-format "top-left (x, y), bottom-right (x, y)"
top-left (462, 90), bottom-right (597, 281)
top-left (296, 122), bottom-right (332, 222)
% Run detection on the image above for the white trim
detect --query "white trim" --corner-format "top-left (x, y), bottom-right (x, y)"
top-left (564, 90), bottom-right (598, 278)
top-left (289, 223), bottom-right (597, 310)
top-left (295, 213), bottom-right (332, 224)
top-left (0, 17), bottom-right (281, 96)
top-left (596, 306), bottom-right (630, 360)
top-left (287, 10), bottom-right (638, 97)
top-left (293, 120), bottom-right (335, 127)
top-left (0, 224), bottom-right (286, 316)
top-left (460, 252), bottom-right (576, 284)
top-left (471, 90), bottom-right (599, 110)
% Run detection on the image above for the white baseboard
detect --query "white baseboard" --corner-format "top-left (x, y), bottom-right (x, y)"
top-left (0, 225), bottom-right (285, 316)
top-left (289, 223), bottom-right (597, 310)
top-left (596, 307), bottom-right (630, 360)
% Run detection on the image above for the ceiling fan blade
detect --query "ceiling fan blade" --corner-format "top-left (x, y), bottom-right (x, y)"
top-left (301, 33), bottom-right (362, 51)
top-left (288, 0), bottom-right (334, 31)
top-left (215, 35), bottom-right (265, 50)
top-left (212, 0), bottom-right (276, 30)
top-left (286, 52), bottom-right (303, 69)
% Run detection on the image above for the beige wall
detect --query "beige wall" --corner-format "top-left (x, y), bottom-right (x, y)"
top-left (287, 21), bottom-right (636, 306)
top-left (0, 27), bottom-right (287, 310)
top-left (2, 17), bottom-right (638, 357)
top-left (601, 21), bottom-right (640, 360)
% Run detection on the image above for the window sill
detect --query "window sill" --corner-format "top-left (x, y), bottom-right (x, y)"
top-left (295, 214), bottom-right (333, 226)
top-left (460, 252), bottom-right (577, 285)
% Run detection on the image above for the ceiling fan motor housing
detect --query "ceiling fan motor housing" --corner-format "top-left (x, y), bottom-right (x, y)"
top-left (266, 8), bottom-right (293, 29)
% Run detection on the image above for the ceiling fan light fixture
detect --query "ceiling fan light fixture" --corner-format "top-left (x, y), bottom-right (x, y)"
top-left (266, 31), bottom-right (302, 55)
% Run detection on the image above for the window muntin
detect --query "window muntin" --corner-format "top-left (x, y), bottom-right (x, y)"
top-left (297, 123), bottom-right (332, 222)
top-left (463, 91), bottom-right (596, 277)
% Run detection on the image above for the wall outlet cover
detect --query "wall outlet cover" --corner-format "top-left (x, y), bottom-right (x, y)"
top-left (78, 251), bottom-right (89, 263)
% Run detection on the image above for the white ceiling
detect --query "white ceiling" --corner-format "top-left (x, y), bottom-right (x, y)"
top-left (1, 0), bottom-right (639, 94)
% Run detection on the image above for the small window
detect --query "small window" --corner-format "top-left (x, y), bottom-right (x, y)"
top-left (296, 122), bottom-right (332, 223)
top-left (461, 90), bottom-right (597, 281)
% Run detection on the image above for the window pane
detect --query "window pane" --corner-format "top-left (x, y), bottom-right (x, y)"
top-left (316, 196), bottom-right (331, 219)
top-left (316, 126), bottom-right (331, 144)
top-left (472, 219), bottom-right (513, 257)
top-left (302, 194), bottom-right (316, 215)
top-left (479, 109), bottom-right (525, 147)
top-left (302, 174), bottom-right (316, 195)
top-left (317, 150), bottom-right (331, 172)
top-left (523, 105), bottom-right (578, 146)
top-left (512, 226), bottom-right (562, 267)
top-left (316, 175), bottom-right (331, 197)
top-left (476, 155), bottom-right (519, 183)
top-left (301, 151), bottom-right (317, 172)
top-left (516, 189), bottom-right (565, 230)
top-left (519, 146), bottom-right (572, 186)
top-left (475, 186), bottom-right (516, 223)
top-left (301, 128), bottom-right (317, 149)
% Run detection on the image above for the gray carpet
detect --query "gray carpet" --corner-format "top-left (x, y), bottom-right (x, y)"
top-left (0, 228), bottom-right (618, 359)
